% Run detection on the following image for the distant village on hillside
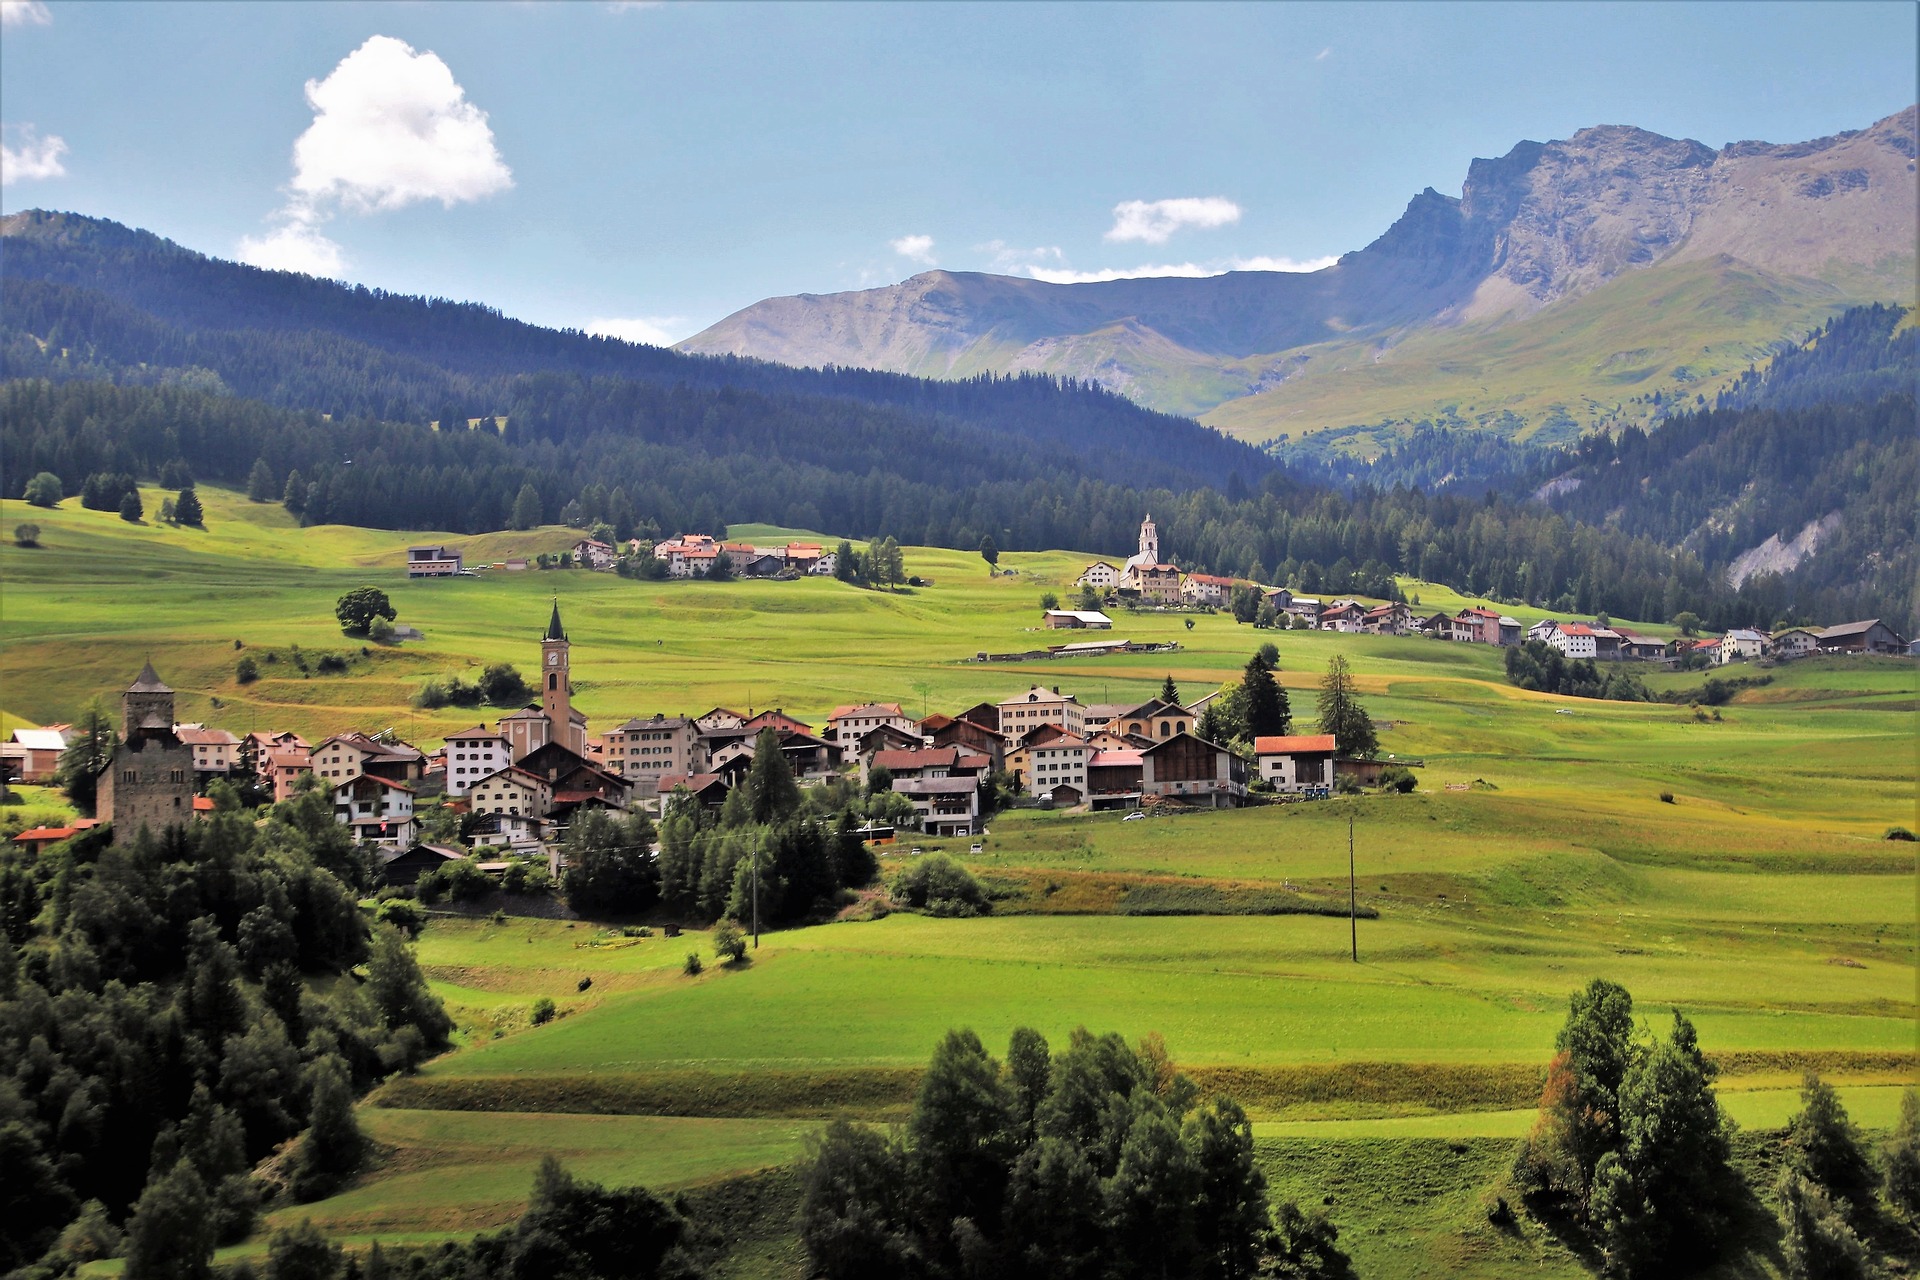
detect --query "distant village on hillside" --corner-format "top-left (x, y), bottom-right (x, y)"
top-left (7, 514), bottom-right (1908, 883)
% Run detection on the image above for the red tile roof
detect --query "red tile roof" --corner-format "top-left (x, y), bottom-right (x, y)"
top-left (1253, 734), bottom-right (1338, 754)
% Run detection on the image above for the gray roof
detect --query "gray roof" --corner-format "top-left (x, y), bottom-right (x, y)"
top-left (127, 660), bottom-right (172, 693)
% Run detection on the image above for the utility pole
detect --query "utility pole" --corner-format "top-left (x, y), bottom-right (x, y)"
top-left (1348, 813), bottom-right (1358, 963)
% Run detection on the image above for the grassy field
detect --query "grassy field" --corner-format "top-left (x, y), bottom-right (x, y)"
top-left (9, 487), bottom-right (1915, 1277)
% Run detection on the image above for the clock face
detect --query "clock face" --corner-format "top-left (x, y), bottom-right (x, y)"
top-left (547, 651), bottom-right (558, 666)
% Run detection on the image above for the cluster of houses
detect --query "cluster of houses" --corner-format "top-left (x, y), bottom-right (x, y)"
top-left (407, 535), bottom-right (837, 581)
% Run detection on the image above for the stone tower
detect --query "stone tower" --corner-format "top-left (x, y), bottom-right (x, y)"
top-left (1137, 513), bottom-right (1159, 565)
top-left (96, 662), bottom-right (196, 834)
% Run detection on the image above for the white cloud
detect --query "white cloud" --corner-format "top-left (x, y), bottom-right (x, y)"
top-left (0, 0), bottom-right (51, 28)
top-left (0, 125), bottom-right (68, 185)
top-left (604, 1), bottom-right (663, 10)
top-left (237, 219), bottom-right (346, 277)
top-left (889, 234), bottom-right (936, 264)
top-left (1314, 47), bottom-right (1332, 61)
top-left (1105, 196), bottom-right (1241, 244)
top-left (289, 35), bottom-right (512, 213)
top-left (238, 35), bottom-right (512, 277)
top-left (977, 240), bottom-right (1064, 273)
top-left (585, 316), bottom-right (690, 346)
top-left (1024, 253), bottom-right (1337, 285)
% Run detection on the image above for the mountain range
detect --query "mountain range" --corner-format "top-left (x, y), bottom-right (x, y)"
top-left (680, 108), bottom-right (1917, 447)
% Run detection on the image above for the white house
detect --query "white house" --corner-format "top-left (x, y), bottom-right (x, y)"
top-left (443, 726), bottom-right (514, 797)
top-left (1718, 629), bottom-right (1769, 665)
top-left (997, 686), bottom-right (1085, 743)
top-left (469, 766), bottom-right (553, 819)
top-left (1024, 735), bottom-right (1092, 801)
top-left (1181, 573), bottom-right (1235, 607)
top-left (825, 702), bottom-right (920, 763)
top-left (1077, 561), bottom-right (1120, 590)
top-left (331, 775), bottom-right (416, 849)
top-left (174, 726), bottom-right (240, 776)
top-left (1545, 623), bottom-right (1598, 659)
top-left (1253, 734), bottom-right (1337, 796)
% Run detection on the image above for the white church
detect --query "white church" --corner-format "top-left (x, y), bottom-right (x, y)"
top-left (1079, 515), bottom-right (1182, 603)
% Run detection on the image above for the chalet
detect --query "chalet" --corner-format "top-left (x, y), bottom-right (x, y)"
top-left (784, 543), bottom-right (824, 574)
top-left (468, 810), bottom-right (546, 854)
top-left (379, 843), bottom-right (468, 887)
top-left (1261, 587), bottom-right (1295, 610)
top-left (1526, 619), bottom-right (1560, 645)
top-left (469, 766), bottom-right (553, 819)
top-left (1283, 597), bottom-right (1323, 627)
top-left (1769, 627), bottom-right (1823, 659)
top-left (827, 702), bottom-right (918, 762)
top-left (1319, 601), bottom-right (1367, 633)
top-left (1613, 629), bottom-right (1670, 661)
top-left (1499, 616), bottom-right (1524, 646)
top-left (1086, 748), bottom-right (1145, 810)
top-left (405, 545), bottom-right (464, 577)
top-left (920, 713), bottom-right (1004, 769)
top-left (175, 726), bottom-right (240, 776)
top-left (1414, 612), bottom-right (1453, 639)
top-left (1141, 733), bottom-right (1246, 808)
top-left (1181, 573), bottom-right (1235, 607)
top-left (694, 707), bottom-right (749, 734)
top-left (310, 733), bottom-right (427, 786)
top-left (1717, 629), bottom-right (1770, 665)
top-left (810, 551), bottom-right (838, 577)
top-left (856, 723), bottom-right (925, 761)
top-left (604, 714), bottom-right (697, 795)
top-left (1361, 603), bottom-right (1413, 636)
top-left (3, 727), bottom-right (67, 783)
top-left (516, 741), bottom-right (632, 811)
top-left (572, 538), bottom-right (617, 571)
top-left (951, 702), bottom-right (1001, 734)
top-left (1087, 726), bottom-right (1148, 752)
top-left (1816, 619), bottom-right (1906, 655)
top-left (12, 822), bottom-right (99, 853)
top-left (741, 709), bottom-right (815, 738)
top-left (1076, 561), bottom-right (1121, 590)
top-left (997, 686), bottom-right (1084, 744)
top-left (1043, 610), bottom-right (1114, 630)
top-left (1115, 698), bottom-right (1193, 742)
top-left (1253, 734), bottom-right (1336, 796)
top-left (657, 772), bottom-right (731, 814)
top-left (443, 726), bottom-right (513, 798)
top-left (658, 534), bottom-right (719, 578)
top-left (330, 774), bottom-right (416, 848)
top-left (737, 551), bottom-right (787, 578)
top-left (893, 777), bottom-right (982, 837)
top-left (864, 746), bottom-right (990, 786)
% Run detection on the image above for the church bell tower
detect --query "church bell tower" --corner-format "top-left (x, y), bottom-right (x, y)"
top-left (1138, 513), bottom-right (1159, 565)
top-left (541, 599), bottom-right (572, 735)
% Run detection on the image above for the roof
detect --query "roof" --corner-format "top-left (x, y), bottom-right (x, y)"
top-left (473, 765), bottom-right (550, 789)
top-left (545, 599), bottom-right (567, 641)
top-left (1458, 607), bottom-right (1503, 620)
top-left (1120, 698), bottom-right (1185, 720)
top-left (1043, 610), bottom-right (1113, 625)
top-left (13, 826), bottom-right (79, 843)
top-left (1088, 749), bottom-right (1144, 767)
top-left (1817, 619), bottom-right (1889, 639)
top-left (10, 728), bottom-right (66, 751)
top-left (828, 702), bottom-right (906, 721)
top-left (382, 843), bottom-right (467, 864)
top-left (176, 727), bottom-right (239, 746)
top-left (1186, 573), bottom-right (1235, 586)
top-left (869, 747), bottom-right (962, 771)
top-left (265, 746), bottom-right (311, 766)
top-left (659, 772), bottom-right (728, 794)
top-left (192, 796), bottom-right (215, 812)
top-left (1254, 734), bottom-right (1339, 755)
top-left (894, 777), bottom-right (980, 795)
top-left (1080, 560), bottom-right (1118, 571)
top-left (128, 660), bottom-right (172, 693)
top-left (613, 714), bottom-right (689, 732)
top-left (334, 774), bottom-right (415, 793)
top-left (1723, 629), bottom-right (1769, 642)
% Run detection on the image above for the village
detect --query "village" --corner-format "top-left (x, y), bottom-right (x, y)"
top-left (6, 515), bottom-right (1907, 883)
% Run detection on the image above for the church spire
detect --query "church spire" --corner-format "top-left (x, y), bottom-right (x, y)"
top-left (545, 599), bottom-right (567, 642)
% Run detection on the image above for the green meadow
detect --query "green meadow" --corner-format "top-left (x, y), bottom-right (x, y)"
top-left (8, 487), bottom-right (1916, 1277)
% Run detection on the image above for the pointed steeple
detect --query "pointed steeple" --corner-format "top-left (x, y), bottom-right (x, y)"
top-left (128, 659), bottom-right (172, 693)
top-left (545, 599), bottom-right (567, 642)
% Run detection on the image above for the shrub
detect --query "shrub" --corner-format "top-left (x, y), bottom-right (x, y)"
top-left (22, 472), bottom-right (63, 508)
top-left (891, 854), bottom-right (988, 916)
top-left (375, 897), bottom-right (425, 936)
top-left (1886, 826), bottom-right (1917, 841)
top-left (13, 523), bottom-right (40, 546)
top-left (713, 919), bottom-right (748, 963)
top-left (530, 997), bottom-right (556, 1026)
top-left (415, 858), bottom-right (493, 904)
top-left (368, 615), bottom-right (396, 643)
top-left (315, 653), bottom-right (349, 675)
top-left (683, 952), bottom-right (704, 976)
top-left (1659, 791), bottom-right (1675, 804)
top-left (1376, 766), bottom-right (1418, 794)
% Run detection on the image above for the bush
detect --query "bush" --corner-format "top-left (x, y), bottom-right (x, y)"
top-left (1659, 791), bottom-right (1675, 804)
top-left (891, 854), bottom-right (989, 916)
top-left (713, 919), bottom-right (748, 963)
top-left (22, 471), bottom-right (63, 508)
top-left (13, 523), bottom-right (40, 546)
top-left (1886, 826), bottom-right (1916, 841)
top-left (415, 858), bottom-right (493, 904)
top-left (368, 615), bottom-right (396, 644)
top-left (683, 952), bottom-right (704, 976)
top-left (235, 655), bottom-right (260, 684)
top-left (1376, 766), bottom-right (1417, 793)
top-left (315, 653), bottom-right (349, 675)
top-left (375, 897), bottom-right (425, 936)
top-left (530, 997), bottom-right (556, 1026)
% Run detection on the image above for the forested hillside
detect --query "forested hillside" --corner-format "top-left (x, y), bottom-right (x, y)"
top-left (2, 212), bottom-right (1912, 632)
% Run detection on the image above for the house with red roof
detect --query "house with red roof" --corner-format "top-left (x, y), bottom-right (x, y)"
top-left (1253, 734), bottom-right (1337, 795)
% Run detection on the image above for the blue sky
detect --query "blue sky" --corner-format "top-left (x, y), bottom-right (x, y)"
top-left (3, 1), bottom-right (1914, 342)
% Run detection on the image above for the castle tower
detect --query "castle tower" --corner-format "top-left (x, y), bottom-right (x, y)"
top-left (1137, 513), bottom-right (1159, 565)
top-left (123, 659), bottom-right (176, 740)
top-left (97, 662), bottom-right (195, 833)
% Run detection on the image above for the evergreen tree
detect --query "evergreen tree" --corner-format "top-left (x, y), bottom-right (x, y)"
top-left (511, 482), bottom-right (543, 530)
top-left (1786, 1071), bottom-right (1876, 1223)
top-left (979, 534), bottom-right (1000, 572)
top-left (119, 489), bottom-right (144, 522)
top-left (746, 727), bottom-right (802, 825)
top-left (173, 485), bottom-right (204, 527)
top-left (124, 1160), bottom-right (215, 1280)
top-left (1884, 1087), bottom-right (1920, 1220)
top-left (1316, 655), bottom-right (1376, 758)
top-left (1240, 657), bottom-right (1288, 739)
top-left (247, 458), bottom-right (277, 502)
top-left (833, 540), bottom-right (860, 584)
top-left (55, 698), bottom-right (117, 815)
top-left (282, 469), bottom-right (306, 513)
top-left (1159, 674), bottom-right (1179, 705)
top-left (289, 1055), bottom-right (367, 1202)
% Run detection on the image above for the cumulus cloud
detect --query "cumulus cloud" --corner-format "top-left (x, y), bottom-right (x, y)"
top-left (238, 35), bottom-right (512, 277)
top-left (1105, 196), bottom-right (1241, 244)
top-left (0, 0), bottom-right (51, 28)
top-left (889, 234), bottom-right (936, 265)
top-left (1025, 253), bottom-right (1337, 285)
top-left (586, 316), bottom-right (690, 346)
top-left (0, 125), bottom-right (68, 185)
